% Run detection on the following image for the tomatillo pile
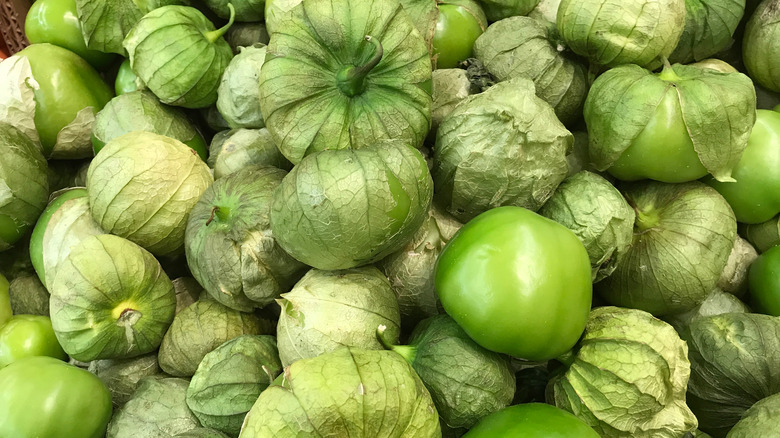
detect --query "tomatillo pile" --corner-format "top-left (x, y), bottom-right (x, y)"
top-left (3, 0), bottom-right (780, 436)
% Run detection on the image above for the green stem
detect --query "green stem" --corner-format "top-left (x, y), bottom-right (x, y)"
top-left (658, 57), bottom-right (680, 82)
top-left (205, 206), bottom-right (231, 226)
top-left (376, 324), bottom-right (417, 364)
top-left (336, 35), bottom-right (384, 97)
top-left (204, 3), bottom-right (236, 43)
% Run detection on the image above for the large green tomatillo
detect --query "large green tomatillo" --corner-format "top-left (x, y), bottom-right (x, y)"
top-left (10, 44), bottom-right (114, 158)
top-left (431, 0), bottom-right (487, 69)
top-left (748, 245), bottom-right (780, 316)
top-left (50, 234), bottom-right (177, 361)
top-left (585, 63), bottom-right (756, 183)
top-left (185, 165), bottom-right (306, 311)
top-left (259, 0), bottom-right (432, 164)
top-left (238, 348), bottom-right (441, 438)
top-left (29, 188), bottom-right (105, 290)
top-left (706, 110), bottom-right (780, 224)
top-left (124, 5), bottom-right (236, 108)
top-left (463, 403), bottom-right (599, 438)
top-left (87, 131), bottom-right (213, 256)
top-left (25, 0), bottom-right (116, 69)
top-left (435, 206), bottom-right (592, 362)
top-left (557, 0), bottom-right (686, 69)
top-left (596, 181), bottom-right (736, 316)
top-left (0, 315), bottom-right (67, 368)
top-left (270, 140), bottom-right (433, 270)
top-left (743, 0), bottom-right (780, 92)
top-left (0, 123), bottom-right (48, 252)
top-left (0, 356), bottom-right (113, 438)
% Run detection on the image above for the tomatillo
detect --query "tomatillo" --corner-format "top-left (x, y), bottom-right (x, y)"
top-left (0, 314), bottom-right (67, 368)
top-left (0, 356), bottom-right (112, 438)
top-left (434, 206), bottom-right (592, 362)
top-left (25, 0), bottom-right (116, 70)
top-left (115, 58), bottom-right (139, 95)
top-left (432, 0), bottom-right (486, 69)
top-left (706, 110), bottom-right (780, 224)
top-left (748, 245), bottom-right (780, 316)
top-left (463, 403), bottom-right (599, 438)
top-left (14, 43), bottom-right (114, 158)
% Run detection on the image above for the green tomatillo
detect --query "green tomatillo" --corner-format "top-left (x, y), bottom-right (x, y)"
top-left (0, 356), bottom-right (113, 438)
top-left (432, 0), bottom-right (487, 69)
top-left (706, 110), bottom-right (780, 224)
top-left (748, 245), bottom-right (780, 316)
top-left (463, 403), bottom-right (600, 438)
top-left (25, 0), bottom-right (116, 70)
top-left (586, 62), bottom-right (756, 183)
top-left (114, 59), bottom-right (140, 96)
top-left (5, 44), bottom-right (114, 159)
top-left (0, 314), bottom-right (67, 368)
top-left (259, 0), bottom-right (433, 164)
top-left (435, 206), bottom-right (592, 362)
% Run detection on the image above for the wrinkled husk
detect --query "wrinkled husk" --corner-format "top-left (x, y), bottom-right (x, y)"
top-left (271, 140), bottom-right (433, 270)
top-left (107, 377), bottom-right (200, 438)
top-left (681, 313), bottom-right (780, 437)
top-left (473, 16), bottom-right (588, 126)
top-left (276, 267), bottom-right (401, 367)
top-left (239, 348), bottom-right (441, 437)
top-left (378, 205), bottom-right (461, 326)
top-left (87, 131), bottom-right (213, 256)
top-left (539, 171), bottom-right (634, 282)
top-left (89, 353), bottom-right (163, 407)
top-left (207, 129), bottom-right (291, 180)
top-left (186, 335), bottom-right (282, 435)
top-left (217, 45), bottom-right (267, 129)
top-left (404, 315), bottom-right (516, 429)
top-left (557, 0), bottom-right (686, 69)
top-left (596, 181), bottom-right (737, 316)
top-left (158, 296), bottom-right (266, 376)
top-left (433, 77), bottom-right (571, 222)
top-left (549, 306), bottom-right (698, 437)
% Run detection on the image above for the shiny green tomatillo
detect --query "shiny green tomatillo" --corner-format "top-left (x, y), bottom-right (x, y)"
top-left (0, 314), bottom-right (67, 368)
top-left (435, 206), bottom-right (592, 362)
top-left (706, 110), bottom-right (780, 224)
top-left (25, 0), bottom-right (116, 70)
top-left (463, 403), bottom-right (600, 438)
top-left (0, 356), bottom-right (112, 438)
top-left (748, 245), bottom-right (780, 316)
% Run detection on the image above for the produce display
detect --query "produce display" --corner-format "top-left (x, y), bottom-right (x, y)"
top-left (4, 0), bottom-right (780, 436)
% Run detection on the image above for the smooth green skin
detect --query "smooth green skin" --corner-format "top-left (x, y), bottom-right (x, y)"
top-left (25, 0), bottom-right (116, 70)
top-left (748, 245), bottom-right (780, 316)
top-left (435, 206), bottom-right (592, 361)
top-left (432, 4), bottom-right (483, 69)
top-left (463, 403), bottom-right (599, 438)
top-left (0, 315), bottom-right (67, 368)
top-left (15, 44), bottom-right (114, 156)
top-left (0, 356), bottom-right (112, 438)
top-left (115, 58), bottom-right (139, 95)
top-left (0, 274), bottom-right (10, 328)
top-left (706, 110), bottom-right (780, 224)
top-left (608, 84), bottom-right (708, 182)
top-left (29, 188), bottom-right (89, 286)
